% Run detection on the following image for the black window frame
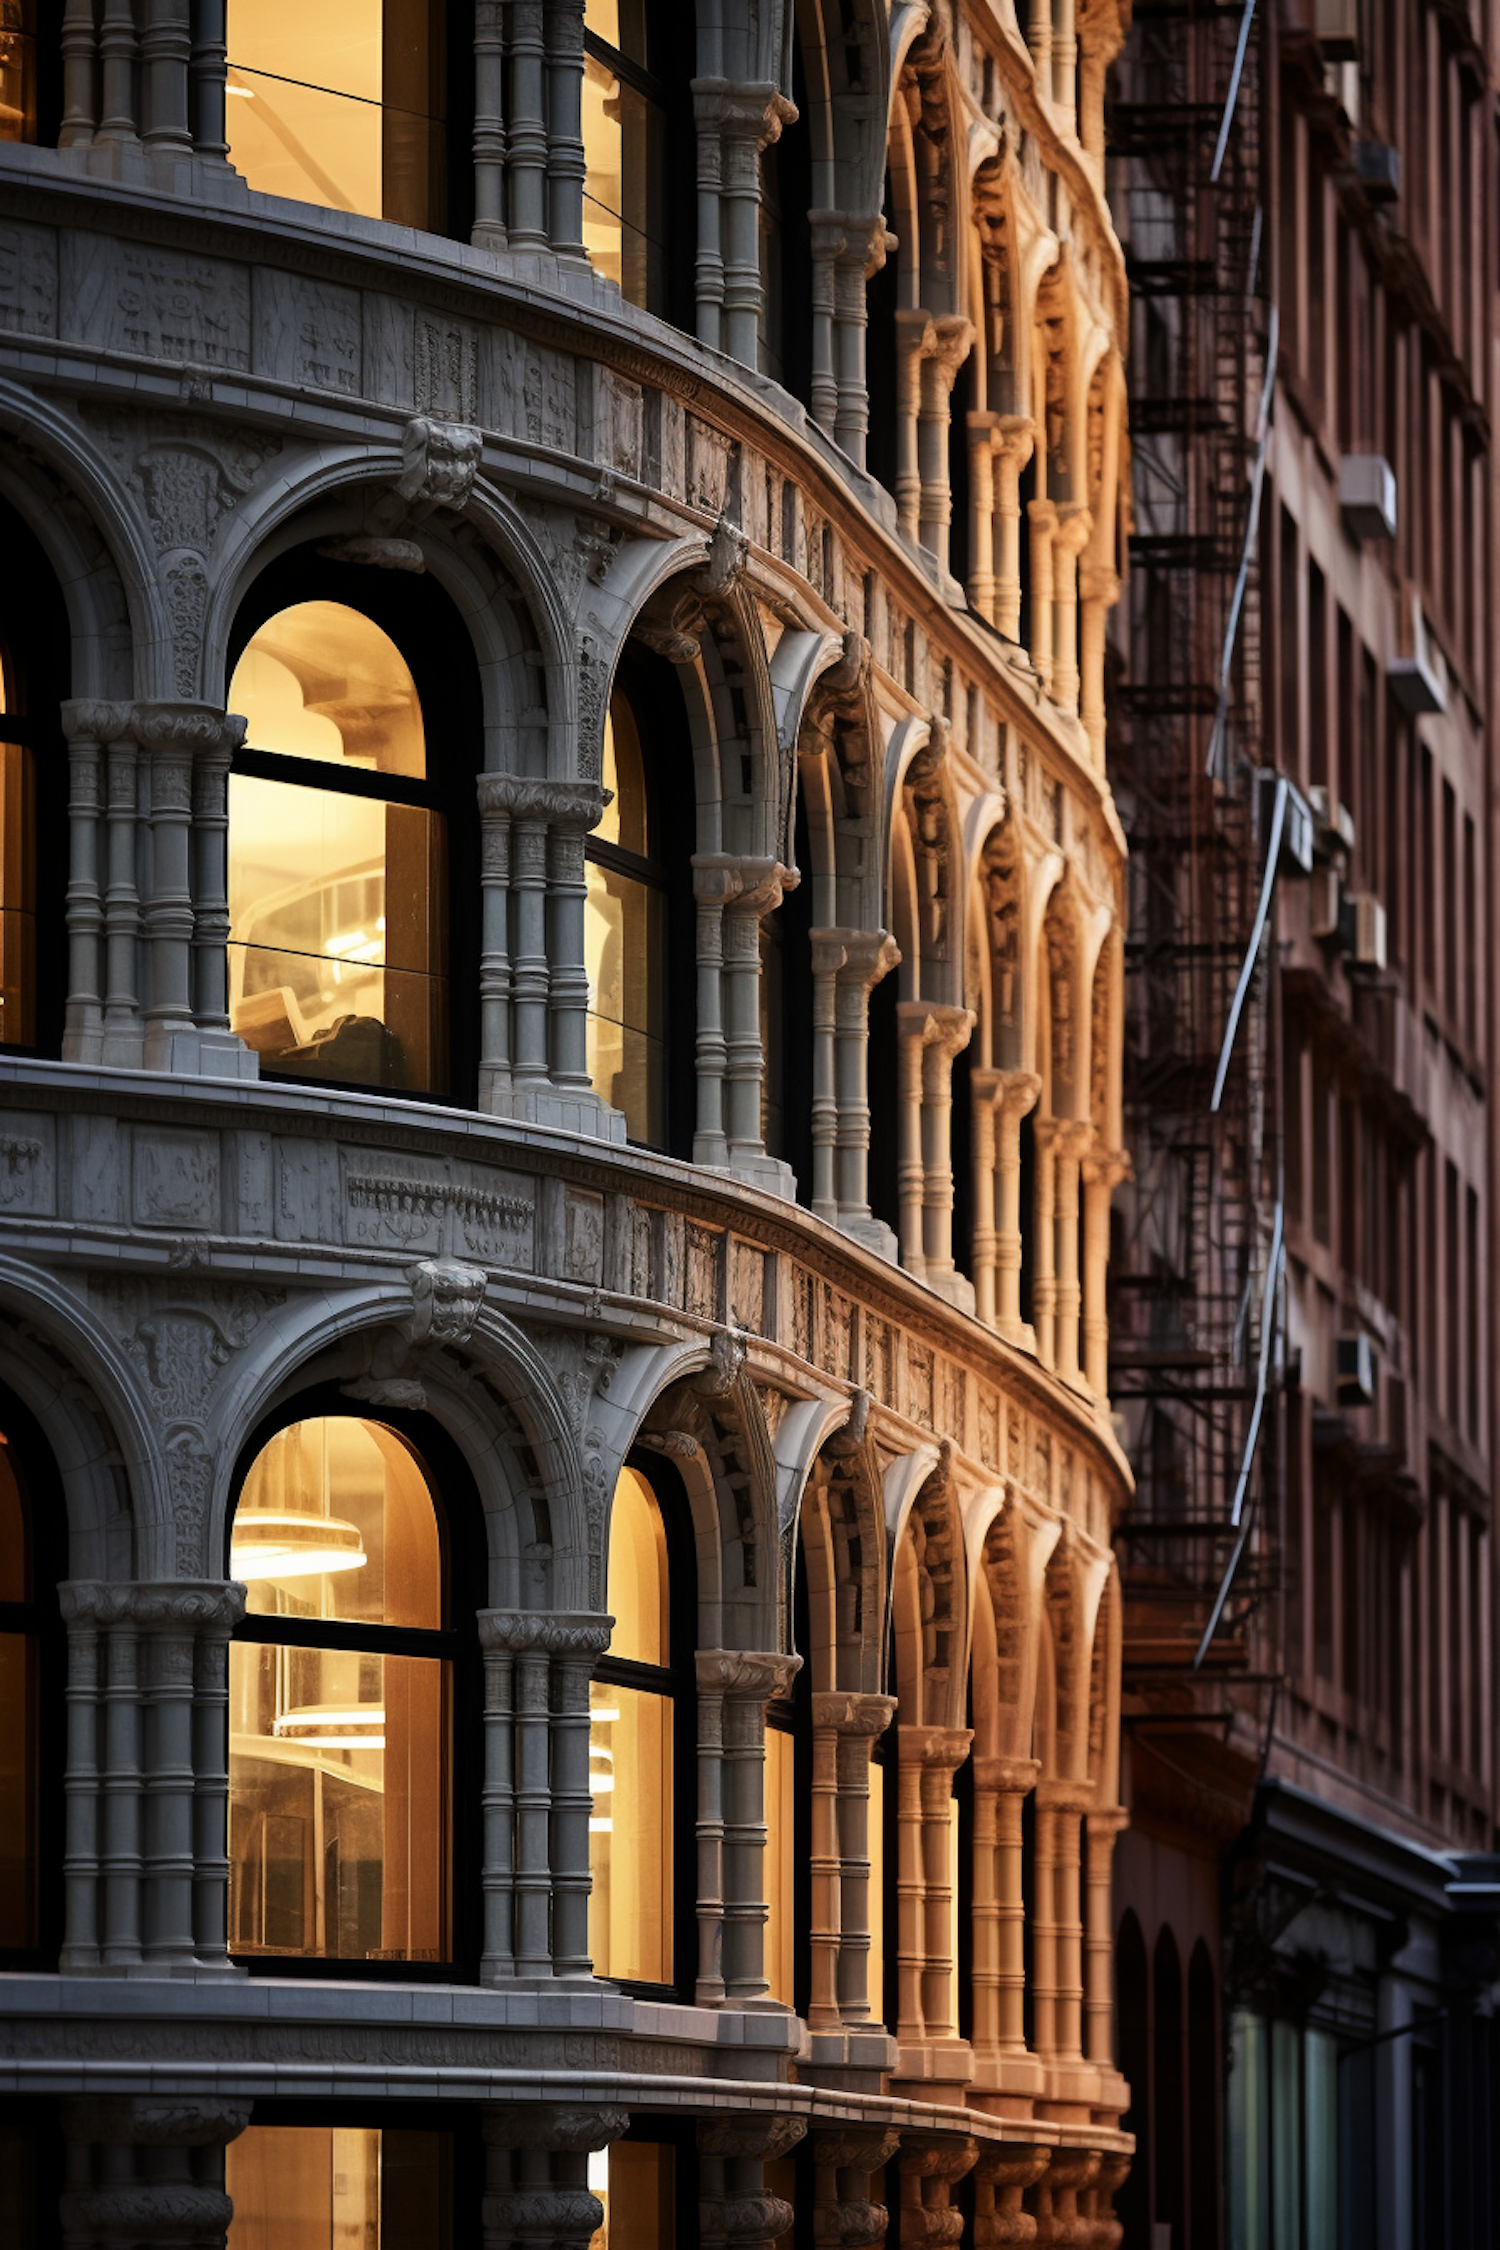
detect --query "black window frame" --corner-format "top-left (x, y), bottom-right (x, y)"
top-left (0, 1377), bottom-right (65, 1972)
top-left (0, 493), bottom-right (70, 1061)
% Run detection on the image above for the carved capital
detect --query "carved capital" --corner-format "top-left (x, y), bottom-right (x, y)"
top-left (58, 1580), bottom-right (246, 1634)
top-left (1036, 1777), bottom-right (1096, 1817)
top-left (971, 2142), bottom-right (1051, 2190)
top-left (813, 2126), bottom-right (903, 2174)
top-left (694, 1322), bottom-right (748, 1397)
top-left (972, 1754), bottom-right (1041, 1796)
top-left (692, 854), bottom-right (795, 918)
top-left (896, 999), bottom-right (976, 1061)
top-left (691, 77), bottom-right (798, 149)
top-left (811, 1690), bottom-right (898, 1738)
top-left (1083, 1144), bottom-right (1132, 1191)
top-left (483, 2104), bottom-right (630, 2153)
top-left (477, 1609), bottom-right (615, 1659)
top-left (1080, 561), bottom-right (1122, 607)
top-left (699, 2114), bottom-right (808, 2162)
top-left (900, 1723), bottom-right (973, 1774)
top-left (899, 2134), bottom-right (979, 2184)
top-left (1053, 503), bottom-right (1095, 558)
top-left (702, 513), bottom-right (750, 596)
top-left (317, 533), bottom-right (427, 573)
top-left (134, 702), bottom-right (246, 759)
top-left (696, 1648), bottom-right (804, 1700)
top-left (61, 2094), bottom-right (252, 2146)
top-left (60, 2185), bottom-right (235, 2237)
top-left (477, 773), bottom-right (609, 832)
top-left (60, 699), bottom-right (136, 746)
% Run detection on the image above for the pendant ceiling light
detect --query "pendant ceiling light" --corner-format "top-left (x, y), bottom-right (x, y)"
top-left (273, 1704), bottom-right (386, 1751)
top-left (229, 1508), bottom-right (368, 1581)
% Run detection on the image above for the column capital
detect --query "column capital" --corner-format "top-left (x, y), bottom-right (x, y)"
top-left (1036, 1777), bottom-right (1097, 1815)
top-left (927, 314), bottom-right (976, 386)
top-left (483, 2104), bottom-right (630, 2151)
top-left (476, 773), bottom-right (609, 832)
top-left (690, 77), bottom-right (797, 149)
top-left (58, 1580), bottom-right (245, 1633)
top-left (700, 2114), bottom-right (808, 2161)
top-left (692, 853), bottom-right (797, 917)
top-left (811, 1690), bottom-right (898, 1736)
top-left (971, 1066), bottom-right (1043, 1122)
top-left (477, 1609), bottom-right (614, 1658)
top-left (1052, 504), bottom-right (1095, 558)
top-left (1080, 560), bottom-right (1122, 607)
top-left (60, 699), bottom-right (136, 746)
top-left (696, 1648), bottom-right (804, 1699)
top-left (1085, 1803), bottom-right (1129, 1839)
top-left (973, 1753), bottom-right (1041, 1794)
top-left (899, 2133), bottom-right (979, 2181)
top-left (902, 1723), bottom-right (974, 1773)
top-left (1027, 496), bottom-right (1060, 534)
top-left (1083, 1143), bottom-right (1132, 1189)
top-left (896, 999), bottom-right (976, 1059)
top-left (61, 2094), bottom-right (252, 2146)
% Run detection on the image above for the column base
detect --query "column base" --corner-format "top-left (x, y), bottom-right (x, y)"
top-left (889, 2036), bottom-right (975, 2104)
top-left (967, 2046), bottom-right (1048, 2101)
top-left (800, 2024), bottom-right (899, 2089)
top-left (513, 1082), bottom-right (628, 1142)
top-left (724, 1150), bottom-right (799, 1200)
top-left (142, 1023), bottom-right (258, 1079)
top-left (837, 1210), bottom-right (899, 1262)
top-left (925, 1265), bottom-right (977, 1315)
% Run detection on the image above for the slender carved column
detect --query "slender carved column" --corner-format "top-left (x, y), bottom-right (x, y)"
top-left (510, 809), bottom-right (552, 1092)
top-left (1030, 1786), bottom-right (1059, 2058)
top-left (967, 412), bottom-right (1001, 623)
top-left (543, 782), bottom-right (609, 1091)
top-left (1085, 1805), bottom-right (1128, 2067)
top-left (476, 777), bottom-right (515, 1111)
top-left (699, 2116), bottom-right (806, 2249)
top-left (897, 1001), bottom-right (975, 1302)
top-left (472, 1), bottom-right (508, 248)
top-left (60, 2095), bottom-right (250, 2250)
top-left (974, 2145), bottom-right (1050, 2246)
top-left (894, 311), bottom-right (937, 545)
top-left (545, 0), bottom-right (587, 258)
top-left (918, 1728), bottom-right (971, 2046)
top-left (140, 1618), bottom-right (200, 1970)
top-left (808, 1691), bottom-right (896, 2031)
top-left (692, 856), bottom-right (795, 1187)
top-left (60, 0), bottom-right (99, 145)
top-left (1053, 1119), bottom-right (1094, 1390)
top-left (813, 2127), bottom-right (900, 2249)
top-left (696, 1650), bottom-right (801, 2006)
top-left (899, 2137), bottom-right (978, 2243)
top-left (810, 929), bottom-right (847, 1220)
top-left (691, 858), bottom-right (735, 1168)
top-left (1027, 498), bottom-right (1058, 693)
top-left (838, 218), bottom-right (891, 468)
top-left (973, 1755), bottom-right (1044, 2070)
top-left (97, 0), bottom-right (141, 140)
top-left (102, 726), bottom-right (144, 1065)
top-left (59, 702), bottom-right (121, 1063)
top-left (895, 1001), bottom-right (931, 1280)
top-left (188, 0), bottom-right (228, 158)
top-left (61, 1599), bottom-right (102, 1972)
top-left (549, 1618), bottom-right (611, 1979)
top-left (1027, 0), bottom-right (1053, 90)
top-left (993, 417), bottom-right (1037, 642)
top-left (970, 1071), bottom-right (1003, 1328)
top-left (140, 0), bottom-right (193, 149)
top-left (483, 2105), bottom-right (628, 2250)
top-left (691, 83), bottom-right (795, 367)
top-left (1082, 1146), bottom-right (1129, 1398)
top-left (835, 930), bottom-right (901, 1249)
top-left (1047, 1783), bottom-right (1091, 2061)
top-left (1032, 1117), bottom-right (1061, 1369)
top-left (1050, 506), bottom-right (1093, 714)
top-left (996, 1071), bottom-right (1042, 1344)
top-left (191, 1599), bottom-right (238, 1973)
top-left (808, 213), bottom-right (846, 434)
top-left (133, 705), bottom-right (203, 1068)
top-left (478, 1627), bottom-right (516, 1982)
top-left (1053, 0), bottom-right (1079, 132)
top-left (188, 711), bottom-right (243, 1043)
top-left (918, 317), bottom-right (975, 575)
top-left (1079, 561), bottom-right (1119, 768)
top-left (507, 0), bottom-right (549, 248)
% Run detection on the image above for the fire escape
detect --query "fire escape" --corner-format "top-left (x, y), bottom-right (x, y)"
top-left (1108, 0), bottom-right (1284, 1824)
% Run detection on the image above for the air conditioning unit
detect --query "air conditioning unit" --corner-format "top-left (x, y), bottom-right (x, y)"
top-left (1354, 139), bottom-right (1400, 202)
top-left (1336, 1332), bottom-right (1376, 1407)
top-left (1310, 866), bottom-right (1342, 939)
top-left (1389, 595), bottom-right (1446, 715)
top-left (1308, 784), bottom-right (1356, 857)
top-left (1340, 891), bottom-right (1388, 968)
top-left (1339, 453), bottom-right (1398, 541)
top-left (1313, 0), bottom-right (1359, 57)
top-left (1256, 770), bottom-right (1315, 874)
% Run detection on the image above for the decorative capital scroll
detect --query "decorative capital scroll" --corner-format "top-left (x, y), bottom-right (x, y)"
top-left (483, 2105), bottom-right (630, 2153)
top-left (1053, 502), bottom-right (1095, 558)
top-left (318, 534), bottom-right (427, 573)
top-left (699, 2114), bottom-right (808, 2162)
top-left (901, 1722), bottom-right (974, 1772)
top-left (696, 1648), bottom-right (804, 1699)
top-left (899, 2134), bottom-right (979, 2184)
top-left (812, 2125), bottom-right (903, 2172)
top-left (692, 854), bottom-right (797, 919)
top-left (477, 1609), bottom-right (615, 1658)
top-left (60, 699), bottom-right (135, 746)
top-left (702, 512), bottom-right (749, 596)
top-left (896, 999), bottom-right (976, 1062)
top-left (1083, 1144), bottom-right (1133, 1191)
top-left (58, 1581), bottom-right (246, 1634)
top-left (476, 773), bottom-right (609, 832)
top-left (972, 1753), bottom-right (1041, 1795)
top-left (407, 1257), bottom-right (488, 1347)
top-left (1036, 1777), bottom-right (1097, 1817)
top-left (691, 78), bottom-right (798, 151)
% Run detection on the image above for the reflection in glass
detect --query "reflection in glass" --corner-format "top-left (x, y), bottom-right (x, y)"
top-left (0, 2), bottom-right (36, 144)
top-left (227, 0), bottom-right (441, 227)
top-left (867, 1759), bottom-right (884, 2015)
top-left (587, 2142), bottom-right (676, 2250)
top-left (227, 2125), bottom-right (453, 2250)
top-left (764, 1725), bottom-right (795, 2005)
top-left (602, 1467), bottom-right (667, 1667)
top-left (227, 604), bottom-right (445, 1092)
top-left (581, 2), bottom-right (665, 311)
top-left (588, 1680), bottom-right (670, 1984)
top-left (586, 694), bottom-right (665, 1144)
top-left (0, 739), bottom-right (35, 1047)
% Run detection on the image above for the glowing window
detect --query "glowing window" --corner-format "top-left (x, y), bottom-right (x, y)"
top-left (763, 1720), bottom-right (796, 2006)
top-left (585, 689), bottom-right (666, 1145)
top-left (226, 0), bottom-right (444, 229)
top-left (227, 2125), bottom-right (453, 2248)
top-left (227, 601), bottom-right (447, 1093)
top-left (586, 2141), bottom-right (675, 2248)
top-left (583, 0), bottom-right (667, 310)
top-left (0, 4), bottom-right (36, 145)
top-left (227, 1418), bottom-right (450, 1966)
top-left (0, 638), bottom-right (35, 1049)
top-left (590, 1467), bottom-right (675, 1986)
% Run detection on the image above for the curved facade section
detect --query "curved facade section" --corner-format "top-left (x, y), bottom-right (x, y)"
top-left (0, 0), bottom-right (1132, 2241)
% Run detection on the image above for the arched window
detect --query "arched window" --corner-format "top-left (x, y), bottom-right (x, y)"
top-left (227, 1415), bottom-right (456, 1970)
top-left (227, 566), bottom-right (478, 1098)
top-left (226, 0), bottom-right (447, 230)
top-left (585, 685), bottom-right (668, 1145)
top-left (590, 1464), bottom-right (689, 1991)
top-left (0, 496), bottom-right (68, 1055)
top-left (582, 0), bottom-right (670, 311)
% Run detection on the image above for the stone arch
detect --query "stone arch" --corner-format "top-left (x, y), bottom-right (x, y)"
top-left (795, 631), bottom-right (883, 932)
top-left (1040, 1529), bottom-right (1092, 1783)
top-left (637, 1339), bottom-right (784, 1654)
top-left (795, 1411), bottom-right (886, 1694)
top-left (1089, 921), bottom-right (1122, 1149)
top-left (889, 1448), bottom-right (967, 1726)
top-left (889, 2), bottom-right (964, 318)
top-left (1086, 1562), bottom-right (1122, 1804)
top-left (1040, 872), bottom-right (1086, 1119)
top-left (887, 717), bottom-right (964, 1007)
top-left (972, 1490), bottom-right (1038, 1763)
top-left (976, 807), bottom-right (1027, 1071)
top-left (1033, 254), bottom-right (1082, 507)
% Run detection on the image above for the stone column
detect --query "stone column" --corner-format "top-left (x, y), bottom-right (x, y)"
top-left (134, 702), bottom-right (253, 1075)
top-left (1047, 1783), bottom-right (1091, 2062)
top-left (967, 412), bottom-right (1001, 624)
top-left (1084, 1806), bottom-right (1128, 2067)
top-left (970, 1070), bottom-right (1003, 1329)
top-left (835, 930), bottom-right (901, 1252)
top-left (61, 2095), bottom-right (250, 2250)
top-left (188, 0), bottom-right (229, 159)
top-left (807, 1690), bottom-right (896, 2032)
top-left (892, 1724), bottom-right (971, 2061)
top-left (1027, 0), bottom-right (1053, 94)
top-left (472, 1), bottom-right (508, 249)
top-left (693, 856), bottom-right (796, 1191)
top-left (691, 83), bottom-right (795, 366)
top-left (477, 775), bottom-right (515, 1112)
top-left (971, 1756), bottom-right (1039, 2068)
top-left (808, 213), bottom-right (846, 436)
top-left (545, 0), bottom-right (587, 259)
top-left (1053, 1119), bottom-right (1093, 1390)
top-left (1052, 0), bottom-right (1079, 132)
top-left (57, 1582), bottom-right (245, 1979)
top-left (898, 2136), bottom-right (978, 2243)
top-left (477, 1610), bottom-right (613, 1986)
top-left (813, 2127), bottom-right (901, 2249)
top-left (97, 0), bottom-right (142, 141)
top-left (102, 720), bottom-right (144, 1065)
top-left (1029, 2150), bottom-right (1103, 2245)
top-left (837, 217), bottom-right (892, 469)
top-left (483, 2104), bottom-right (628, 2250)
top-left (893, 311), bottom-right (937, 546)
top-left (918, 317), bottom-right (975, 576)
top-left (60, 0), bottom-right (99, 144)
top-left (1032, 1118), bottom-right (1060, 1370)
top-left (810, 928), bottom-right (848, 1221)
top-left (993, 417), bottom-right (1037, 643)
top-left (696, 1650), bottom-right (801, 2007)
top-left (699, 2116), bottom-right (806, 2249)
top-left (896, 1001), bottom-right (976, 1305)
top-left (140, 0), bottom-right (193, 150)
top-left (1082, 1146), bottom-right (1129, 1399)
top-left (544, 782), bottom-right (609, 1092)
top-left (475, 776), bottom-right (607, 1118)
top-left (995, 1071), bottom-right (1042, 1345)
top-left (506, 0), bottom-right (550, 249)
top-left (1050, 506), bottom-right (1092, 715)
top-left (59, 700), bottom-right (116, 1064)
top-left (1079, 561), bottom-right (1120, 769)
top-left (1027, 498), bottom-right (1058, 695)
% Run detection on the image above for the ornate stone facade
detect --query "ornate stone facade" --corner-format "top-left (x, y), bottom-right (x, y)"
top-left (0, 0), bottom-right (1132, 2240)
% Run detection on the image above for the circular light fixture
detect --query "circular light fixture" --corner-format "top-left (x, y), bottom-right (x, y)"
top-left (229, 1509), bottom-right (367, 1581)
top-left (274, 1704), bottom-right (386, 1751)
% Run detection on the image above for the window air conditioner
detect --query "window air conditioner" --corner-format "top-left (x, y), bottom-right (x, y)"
top-left (1338, 453), bottom-right (1398, 542)
top-left (1389, 595), bottom-right (1446, 715)
top-left (1339, 891), bottom-right (1388, 969)
top-left (1256, 770), bottom-right (1315, 874)
top-left (1335, 1332), bottom-right (1376, 1407)
top-left (1313, 0), bottom-right (1359, 57)
top-left (1309, 866), bottom-right (1342, 939)
top-left (1354, 140), bottom-right (1400, 202)
top-left (1307, 784), bottom-right (1356, 857)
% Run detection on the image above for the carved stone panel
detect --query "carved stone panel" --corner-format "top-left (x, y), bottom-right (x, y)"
top-left (0, 1117), bottom-right (56, 1216)
top-left (253, 269), bottom-right (361, 396)
top-left (0, 220), bottom-right (57, 337)
top-left (63, 236), bottom-right (251, 369)
top-left (132, 1128), bottom-right (221, 1231)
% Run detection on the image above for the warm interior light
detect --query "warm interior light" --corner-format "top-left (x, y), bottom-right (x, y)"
top-left (229, 1508), bottom-right (367, 1581)
top-left (274, 1702), bottom-right (386, 1751)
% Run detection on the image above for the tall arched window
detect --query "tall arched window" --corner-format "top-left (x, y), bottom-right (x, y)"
top-left (590, 1465), bottom-right (686, 1990)
top-left (582, 0), bottom-right (670, 311)
top-left (227, 571), bottom-right (474, 1097)
top-left (227, 1415), bottom-right (455, 1970)
top-left (585, 680), bottom-right (671, 1146)
top-left (226, 0), bottom-right (447, 230)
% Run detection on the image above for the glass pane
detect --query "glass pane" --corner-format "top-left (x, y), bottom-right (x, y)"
top-left (0, 1632), bottom-right (35, 1949)
top-left (229, 1644), bottom-right (448, 1961)
top-left (228, 2124), bottom-right (452, 2250)
top-left (599, 694), bottom-right (648, 856)
top-left (764, 1726), bottom-right (795, 2005)
top-left (588, 1680), bottom-right (670, 1983)
top-left (1228, 2009), bottom-right (1270, 2250)
top-left (604, 1468), bottom-right (668, 1666)
top-left (867, 1759), bottom-right (884, 2016)
top-left (229, 777), bottom-right (445, 1092)
top-left (230, 604), bottom-right (426, 777)
top-left (1305, 2028), bottom-right (1338, 2250)
top-left (581, 61), bottom-right (663, 310)
top-left (585, 862), bottom-right (664, 1145)
top-left (588, 2142), bottom-right (675, 2250)
top-left (0, 1438), bottom-right (27, 1601)
top-left (0, 740), bottom-right (35, 1048)
top-left (0, 3), bottom-right (36, 145)
top-left (233, 1418), bottom-right (440, 1630)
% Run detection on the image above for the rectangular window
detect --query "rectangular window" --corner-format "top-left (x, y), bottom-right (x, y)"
top-left (227, 2125), bottom-right (453, 2249)
top-left (1307, 564), bottom-right (1327, 788)
top-left (585, 859), bottom-right (667, 1146)
top-left (590, 2142), bottom-right (676, 2248)
top-left (1441, 781), bottom-right (1457, 1024)
top-left (583, 3), bottom-right (668, 311)
top-left (588, 1679), bottom-right (672, 1985)
top-left (227, 1645), bottom-right (449, 1962)
top-left (0, 737), bottom-right (35, 1048)
top-left (763, 1720), bottom-right (796, 2006)
top-left (1462, 814), bottom-right (1477, 1048)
